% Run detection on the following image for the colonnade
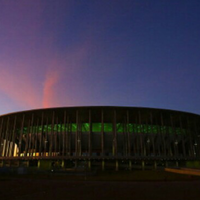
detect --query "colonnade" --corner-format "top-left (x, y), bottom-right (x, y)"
top-left (0, 107), bottom-right (199, 170)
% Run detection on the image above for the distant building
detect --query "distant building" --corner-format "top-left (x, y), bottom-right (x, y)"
top-left (0, 106), bottom-right (199, 170)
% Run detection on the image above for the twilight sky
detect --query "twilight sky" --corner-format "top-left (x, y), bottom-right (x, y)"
top-left (0, 0), bottom-right (200, 115)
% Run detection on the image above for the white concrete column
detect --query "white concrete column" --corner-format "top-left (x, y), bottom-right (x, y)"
top-left (142, 161), bottom-right (145, 170)
top-left (176, 161), bottom-right (179, 167)
top-left (116, 160), bottom-right (119, 171)
top-left (102, 160), bottom-right (105, 171)
top-left (61, 160), bottom-right (65, 168)
top-left (37, 160), bottom-right (40, 168)
top-left (165, 161), bottom-right (168, 168)
top-left (129, 160), bottom-right (132, 171)
top-left (88, 160), bottom-right (91, 170)
top-left (154, 161), bottom-right (157, 170)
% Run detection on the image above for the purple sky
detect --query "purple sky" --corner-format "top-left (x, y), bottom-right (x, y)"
top-left (0, 0), bottom-right (200, 115)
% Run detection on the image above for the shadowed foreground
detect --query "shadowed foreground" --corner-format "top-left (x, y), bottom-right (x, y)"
top-left (0, 170), bottom-right (200, 200)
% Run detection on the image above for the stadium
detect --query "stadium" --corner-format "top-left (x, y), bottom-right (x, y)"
top-left (0, 106), bottom-right (200, 171)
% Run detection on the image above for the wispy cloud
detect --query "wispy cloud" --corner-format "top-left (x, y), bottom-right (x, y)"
top-left (0, 1), bottom-right (92, 111)
top-left (42, 69), bottom-right (59, 108)
top-left (40, 41), bottom-right (92, 108)
top-left (0, 67), bottom-right (42, 109)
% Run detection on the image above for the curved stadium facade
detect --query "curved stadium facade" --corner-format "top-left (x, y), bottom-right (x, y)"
top-left (0, 106), bottom-right (200, 170)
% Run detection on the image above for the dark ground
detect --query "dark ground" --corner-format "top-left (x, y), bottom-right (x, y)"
top-left (0, 170), bottom-right (200, 200)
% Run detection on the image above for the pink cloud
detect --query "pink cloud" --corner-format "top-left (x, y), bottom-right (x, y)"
top-left (0, 2), bottom-right (92, 111)
top-left (0, 38), bottom-right (93, 110)
top-left (0, 67), bottom-right (42, 109)
top-left (42, 70), bottom-right (59, 108)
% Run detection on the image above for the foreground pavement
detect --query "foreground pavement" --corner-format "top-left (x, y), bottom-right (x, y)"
top-left (0, 178), bottom-right (200, 200)
top-left (165, 168), bottom-right (200, 176)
